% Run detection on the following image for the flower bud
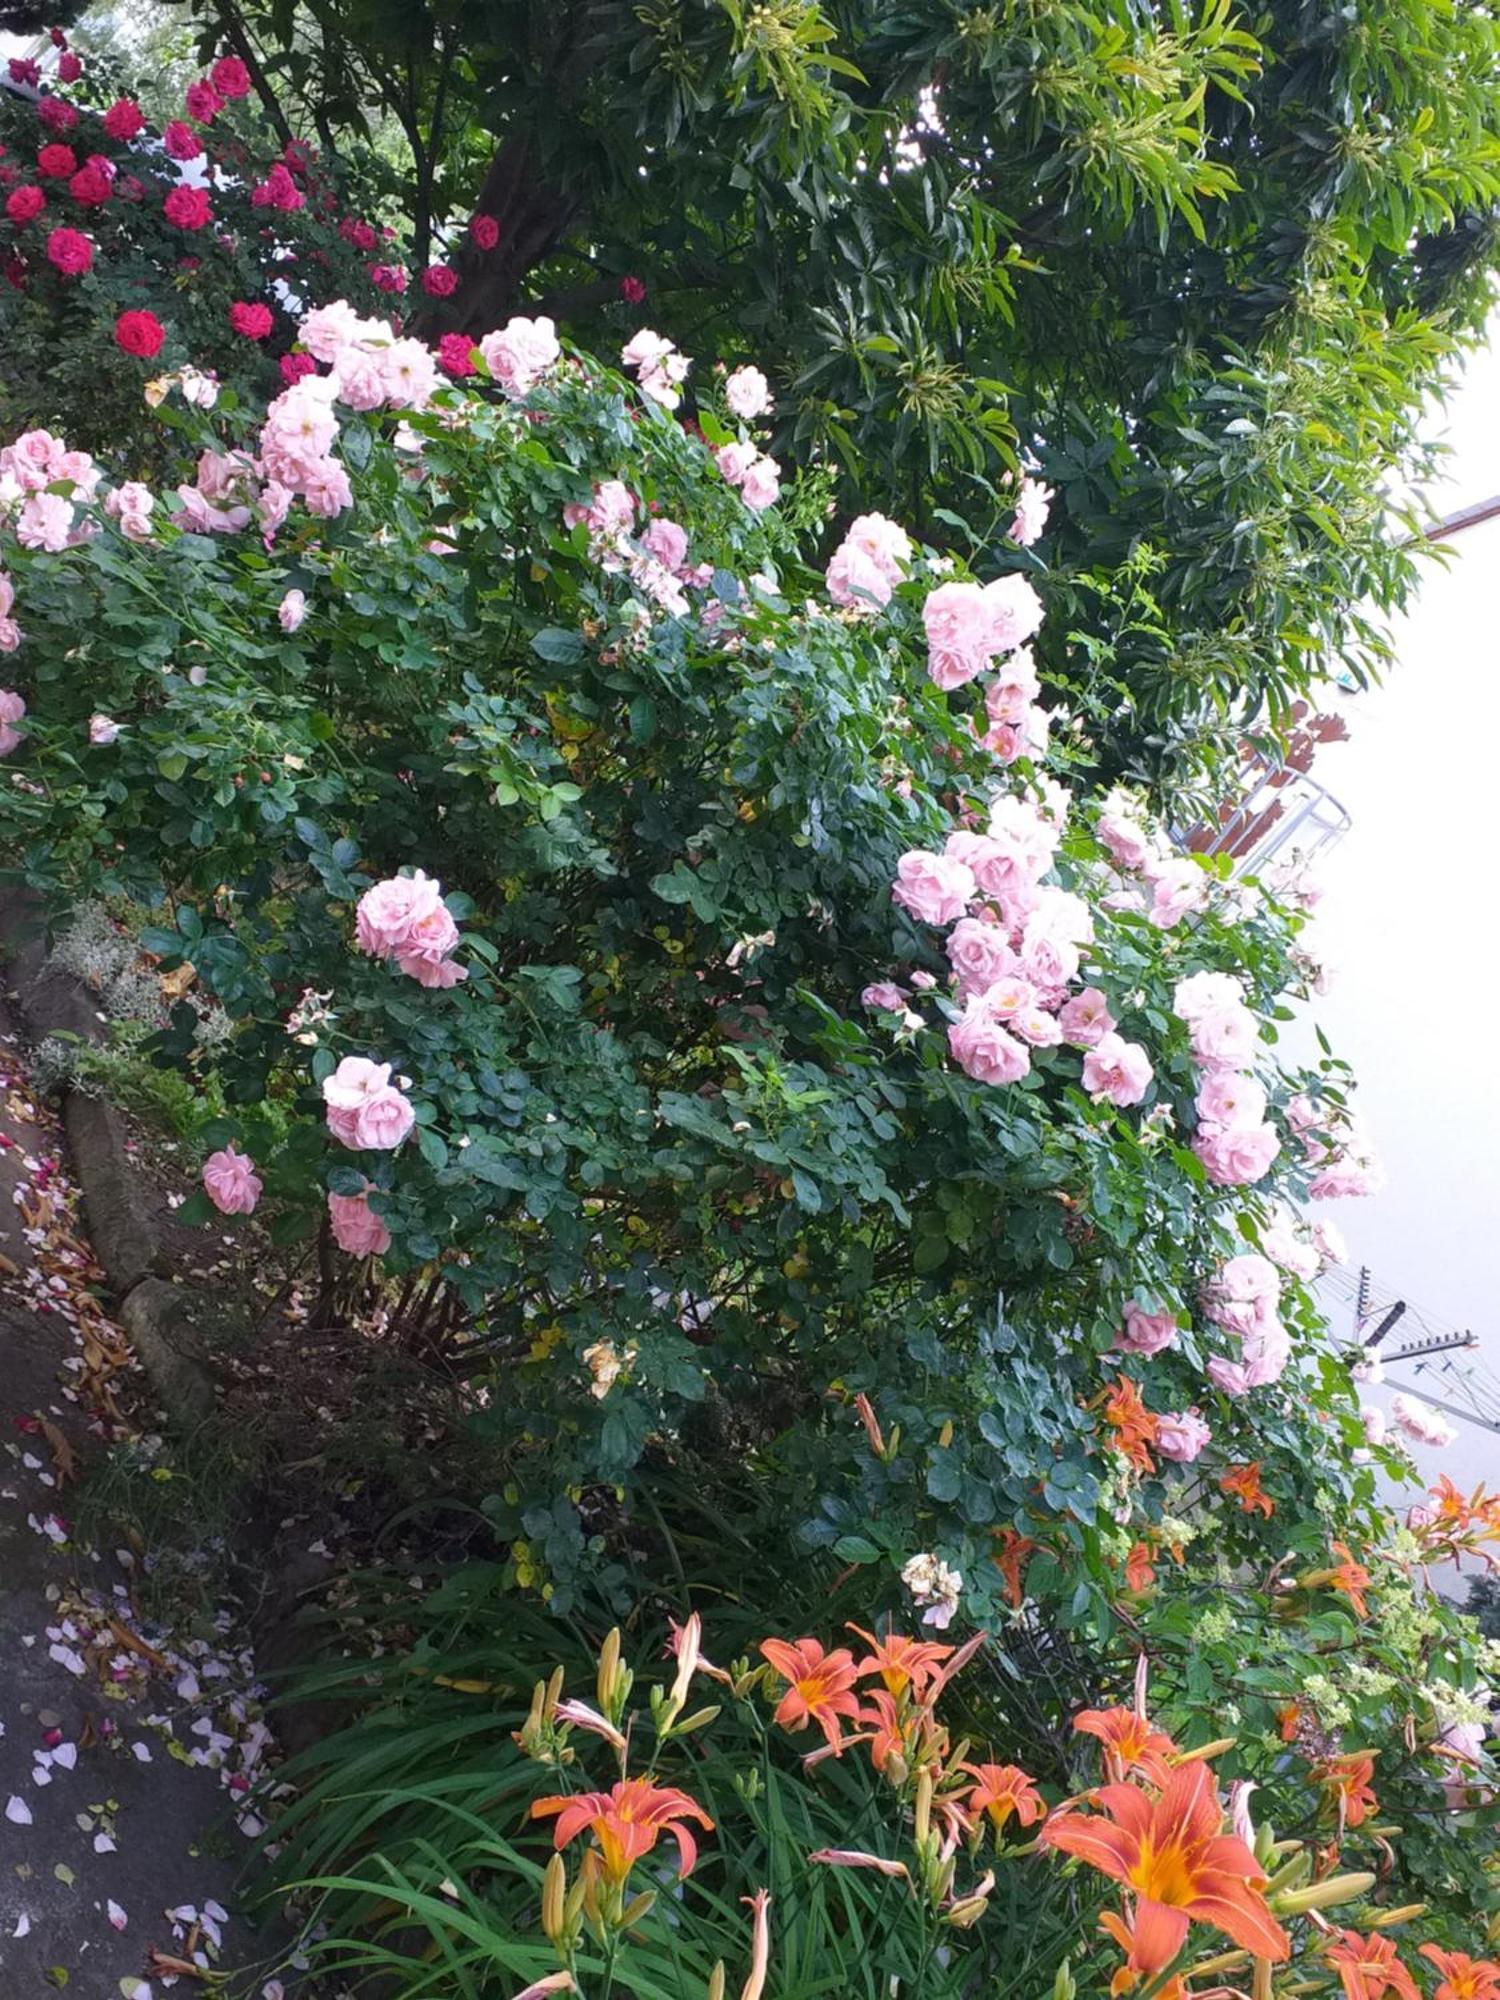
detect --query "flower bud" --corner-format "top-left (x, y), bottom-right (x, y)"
top-left (945, 1893), bottom-right (990, 1929)
top-left (622, 1889), bottom-right (657, 1929)
top-left (1366, 1905), bottom-right (1426, 1929)
top-left (706, 1964), bottom-right (726, 2000)
top-left (541, 1854), bottom-right (567, 1940)
top-left (597, 1627), bottom-right (622, 1711)
top-left (1052, 1959), bottom-right (1076, 2000)
top-left (1274, 1873), bottom-right (1376, 1914)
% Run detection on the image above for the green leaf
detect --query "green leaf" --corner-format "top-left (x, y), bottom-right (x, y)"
top-left (531, 627), bottom-right (585, 666)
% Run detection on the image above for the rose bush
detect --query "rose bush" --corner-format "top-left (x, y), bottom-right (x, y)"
top-left (0, 31), bottom-right (385, 459)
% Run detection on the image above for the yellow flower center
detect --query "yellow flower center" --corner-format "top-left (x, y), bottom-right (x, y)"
top-left (1129, 1835), bottom-right (1199, 1908)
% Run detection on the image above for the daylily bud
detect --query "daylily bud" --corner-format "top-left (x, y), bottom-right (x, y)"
top-left (1366, 1905), bottom-right (1426, 1928)
top-left (706, 1964), bottom-right (726, 2000)
top-left (597, 1627), bottom-right (622, 1711)
top-left (544, 1663), bottom-right (564, 1721)
top-left (1254, 1820), bottom-right (1278, 1868)
top-left (1173, 1737), bottom-right (1237, 1765)
top-left (1265, 1851), bottom-right (1312, 1895)
top-left (541, 1854), bottom-right (567, 1940)
top-left (1254, 1955), bottom-right (1274, 2000)
top-left (673, 1705), bottom-right (722, 1736)
top-left (1274, 1873), bottom-right (1376, 1914)
top-left (1052, 1958), bottom-right (1076, 2000)
top-left (623, 1889), bottom-right (657, 1928)
top-left (945, 1892), bottom-right (991, 1929)
top-left (915, 1768), bottom-right (934, 1847)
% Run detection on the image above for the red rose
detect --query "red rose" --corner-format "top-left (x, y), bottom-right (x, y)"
top-left (8, 57), bottom-right (40, 87)
top-left (101, 99), bottom-right (145, 143)
top-left (470, 214), bottom-right (499, 252)
top-left (279, 351), bottom-right (317, 386)
top-left (56, 52), bottom-right (82, 84)
top-left (36, 144), bottom-right (76, 180)
top-left (250, 162), bottom-right (303, 212)
top-left (339, 216), bottom-right (376, 251)
top-left (37, 98), bottom-right (79, 136)
top-left (282, 138), bottom-right (313, 176)
top-left (437, 332), bottom-right (476, 377)
top-left (164, 185), bottom-right (213, 230)
top-left (5, 186), bottom-right (45, 226)
top-left (184, 79), bottom-right (222, 123)
top-left (620, 274), bottom-right (646, 303)
top-left (421, 263), bottom-right (458, 298)
top-left (368, 262), bottom-right (407, 293)
top-left (115, 308), bottom-right (165, 358)
top-left (229, 299), bottom-right (274, 339)
top-left (49, 27), bottom-right (67, 47)
top-left (117, 176), bottom-right (146, 204)
top-left (210, 56), bottom-right (252, 100)
top-left (45, 226), bottom-right (92, 275)
top-left (68, 164), bottom-right (112, 207)
top-left (163, 121), bottom-right (203, 162)
top-left (3, 254), bottom-right (28, 290)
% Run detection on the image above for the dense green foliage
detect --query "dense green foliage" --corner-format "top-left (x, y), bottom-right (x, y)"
top-left (151, 0), bottom-right (1500, 791)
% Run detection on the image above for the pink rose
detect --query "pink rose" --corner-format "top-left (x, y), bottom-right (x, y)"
top-left (826, 539), bottom-right (895, 610)
top-left (740, 456), bottom-right (780, 511)
top-left (327, 1187), bottom-right (391, 1256)
top-left (202, 1144), bottom-right (262, 1216)
top-left (1207, 1315), bottom-right (1290, 1397)
top-left (1201, 1254), bottom-right (1279, 1336)
top-left (1058, 987), bottom-right (1115, 1047)
top-left (16, 491), bottom-right (73, 552)
top-left (1012, 1006), bottom-right (1061, 1048)
top-left (1155, 1409), bottom-right (1210, 1462)
top-left (1188, 1003), bottom-right (1259, 1072)
top-left (0, 688), bottom-right (26, 757)
top-left (1147, 856), bottom-right (1211, 928)
top-left (641, 518), bottom-right (688, 570)
top-left (278, 588), bottom-right (307, 634)
top-left (715, 441), bottom-right (755, 487)
top-left (892, 851), bottom-right (974, 927)
top-left (982, 573), bottom-right (1044, 655)
top-left (1116, 1302), bottom-right (1179, 1357)
top-left (322, 1055), bottom-right (414, 1151)
top-left (396, 952), bottom-right (467, 988)
top-left (1173, 970), bottom-right (1244, 1022)
top-left (948, 998), bottom-right (1031, 1085)
top-left (1193, 1121), bottom-right (1279, 1187)
top-left (478, 315), bottom-right (559, 396)
top-left (1194, 1071), bottom-right (1266, 1131)
top-left (1097, 809), bottom-right (1153, 871)
top-left (1080, 1032), bottom-right (1153, 1108)
top-left (945, 916), bottom-right (1015, 997)
top-left (355, 871), bottom-right (455, 960)
top-left (725, 365), bottom-right (772, 418)
top-left (982, 974), bottom-right (1035, 1020)
top-left (1389, 1392), bottom-right (1456, 1447)
top-left (922, 580), bottom-right (993, 690)
top-left (1008, 477), bottom-right (1052, 547)
top-left (862, 982), bottom-right (907, 1011)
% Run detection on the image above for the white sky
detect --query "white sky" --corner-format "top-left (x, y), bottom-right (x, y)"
top-left (1302, 324), bottom-right (1500, 1489)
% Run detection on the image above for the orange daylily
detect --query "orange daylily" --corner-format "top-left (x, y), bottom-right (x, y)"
top-left (1074, 1704), bottom-right (1179, 1785)
top-left (1276, 1701), bottom-right (1302, 1744)
top-left (1325, 1930), bottom-right (1422, 2000)
top-left (1315, 1751), bottom-right (1379, 1830)
top-left (759, 1637), bottom-right (864, 1752)
top-left (1041, 1760), bottom-right (1289, 1976)
top-left (1328, 1540), bottom-right (1372, 1620)
top-left (1098, 1906), bottom-right (1186, 1999)
top-left (531, 1775), bottom-right (714, 1882)
top-left (1419, 1946), bottom-right (1500, 2000)
top-left (962, 1762), bottom-right (1045, 1839)
top-left (994, 1527), bottom-right (1037, 1610)
top-left (1103, 1377), bottom-right (1160, 1473)
top-left (1220, 1462), bottom-right (1274, 1517)
top-left (847, 1624), bottom-right (953, 1701)
top-left (1125, 1541), bottom-right (1156, 1595)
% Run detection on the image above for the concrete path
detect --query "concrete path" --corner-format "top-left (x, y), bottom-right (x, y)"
top-left (0, 1003), bottom-right (286, 1998)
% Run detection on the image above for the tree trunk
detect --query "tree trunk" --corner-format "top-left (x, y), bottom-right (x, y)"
top-left (408, 129), bottom-right (585, 340)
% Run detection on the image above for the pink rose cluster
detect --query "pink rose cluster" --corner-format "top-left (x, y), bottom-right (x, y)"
top-left (478, 315), bottom-right (560, 397)
top-left (0, 430), bottom-right (100, 559)
top-left (1200, 1252), bottom-right (1289, 1397)
top-left (724, 365), bottom-right (772, 420)
top-left (922, 574), bottom-right (1043, 692)
top-left (257, 373), bottom-right (351, 523)
top-left (1389, 1392), bottom-right (1456, 1450)
top-left (294, 300), bottom-right (439, 416)
top-left (1155, 1407), bottom-right (1210, 1463)
top-left (1114, 1300), bottom-right (1179, 1357)
top-left (355, 869), bottom-right (467, 989)
top-left (825, 513), bottom-right (912, 612)
top-left (1286, 1091), bottom-right (1385, 1201)
top-left (103, 481), bottom-right (155, 542)
top-left (714, 439), bottom-right (781, 513)
top-left (1094, 788), bottom-right (1212, 929)
top-left (1173, 971), bottom-right (1280, 1188)
top-left (322, 1055), bottom-right (416, 1151)
top-left (621, 328), bottom-right (690, 410)
top-left (888, 784), bottom-right (1154, 1103)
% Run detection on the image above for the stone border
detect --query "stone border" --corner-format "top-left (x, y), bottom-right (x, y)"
top-left (0, 888), bottom-right (219, 1425)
